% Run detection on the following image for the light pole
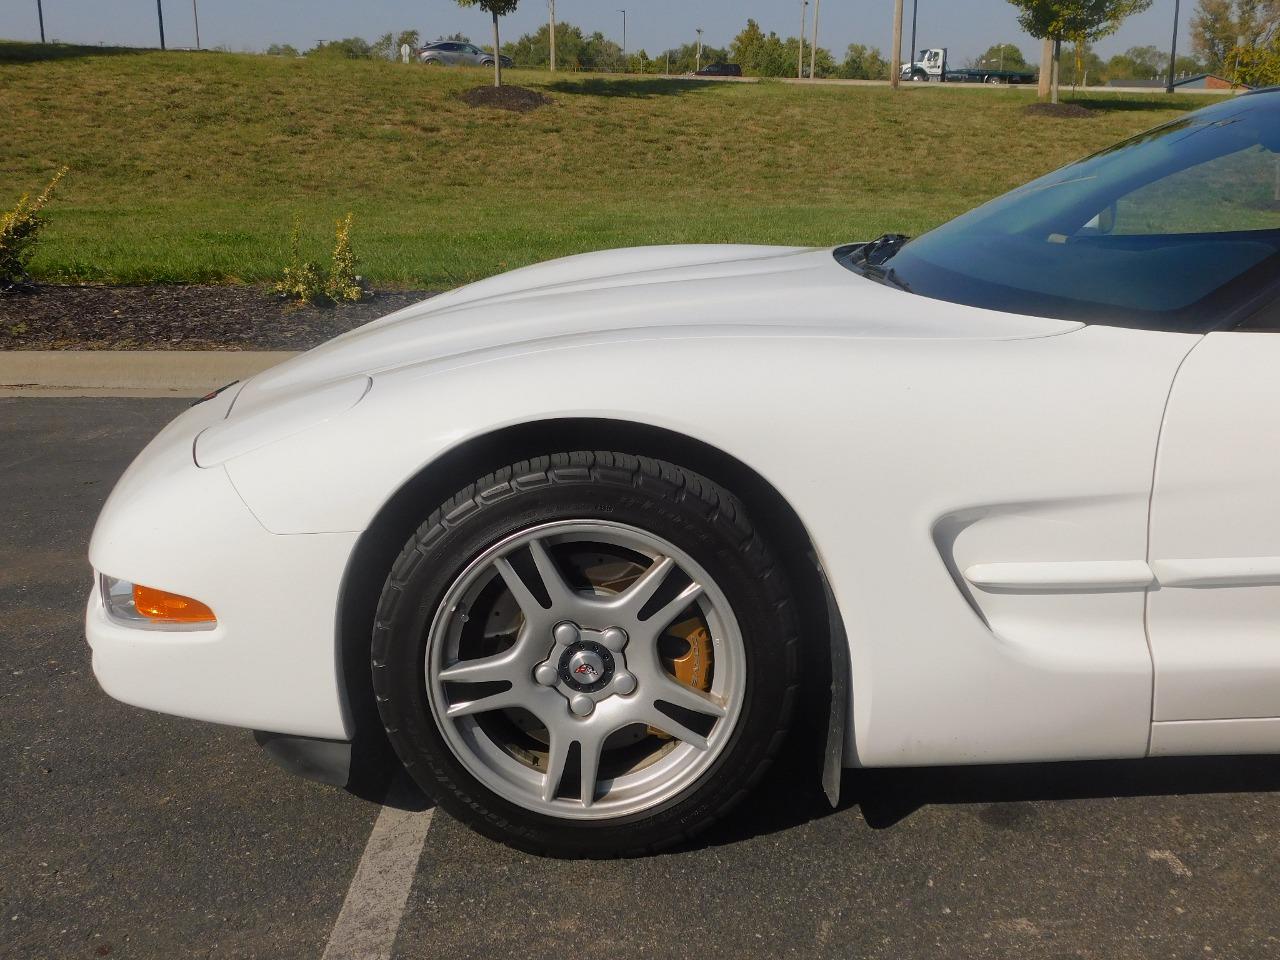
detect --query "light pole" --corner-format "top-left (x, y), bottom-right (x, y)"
top-left (890, 0), bottom-right (904, 88)
top-left (908, 0), bottom-right (918, 77)
top-left (695, 27), bottom-right (703, 72)
top-left (798, 0), bottom-right (808, 79)
top-left (1165, 0), bottom-right (1181, 94)
top-left (156, 0), bottom-right (165, 49)
top-left (548, 0), bottom-right (556, 71)
top-left (36, 0), bottom-right (45, 43)
top-left (810, 0), bottom-right (821, 80)
top-left (618, 9), bottom-right (626, 67)
top-left (191, 0), bottom-right (200, 49)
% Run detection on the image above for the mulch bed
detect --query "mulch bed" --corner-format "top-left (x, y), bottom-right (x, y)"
top-left (0, 285), bottom-right (435, 351)
top-left (1023, 102), bottom-right (1093, 119)
top-left (457, 84), bottom-right (551, 113)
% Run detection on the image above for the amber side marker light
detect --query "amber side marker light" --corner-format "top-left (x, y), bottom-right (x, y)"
top-left (101, 575), bottom-right (216, 627)
top-left (133, 584), bottom-right (216, 624)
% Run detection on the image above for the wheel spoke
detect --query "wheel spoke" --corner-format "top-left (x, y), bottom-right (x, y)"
top-left (541, 726), bottom-right (573, 803)
top-left (526, 537), bottom-right (577, 608)
top-left (579, 731), bottom-right (604, 809)
top-left (612, 556), bottom-right (675, 618)
top-left (437, 648), bottom-right (519, 685)
top-left (652, 675), bottom-right (728, 720)
top-left (493, 556), bottom-right (545, 619)
top-left (643, 706), bottom-right (710, 751)
top-left (445, 684), bottom-right (523, 718)
top-left (643, 581), bottom-right (704, 633)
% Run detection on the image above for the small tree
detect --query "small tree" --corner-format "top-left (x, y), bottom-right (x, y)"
top-left (1007, 0), bottom-right (1154, 102)
top-left (456, 0), bottom-right (520, 86)
top-left (397, 29), bottom-right (421, 53)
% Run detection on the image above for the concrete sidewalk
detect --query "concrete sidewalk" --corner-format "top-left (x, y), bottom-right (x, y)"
top-left (0, 350), bottom-right (298, 397)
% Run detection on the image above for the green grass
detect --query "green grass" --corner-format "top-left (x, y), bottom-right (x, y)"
top-left (0, 41), bottom-right (1222, 288)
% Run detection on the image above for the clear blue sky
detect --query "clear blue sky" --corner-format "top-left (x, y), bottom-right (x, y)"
top-left (3, 0), bottom-right (1194, 66)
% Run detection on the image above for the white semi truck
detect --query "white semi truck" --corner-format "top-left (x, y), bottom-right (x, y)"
top-left (902, 47), bottom-right (1038, 84)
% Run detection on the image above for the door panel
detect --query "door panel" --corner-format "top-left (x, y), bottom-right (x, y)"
top-left (1148, 331), bottom-right (1280, 723)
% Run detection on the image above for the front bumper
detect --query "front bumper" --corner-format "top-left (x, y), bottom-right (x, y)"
top-left (86, 390), bottom-right (360, 740)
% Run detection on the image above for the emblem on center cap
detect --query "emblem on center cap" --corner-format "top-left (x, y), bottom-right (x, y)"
top-left (558, 639), bottom-right (615, 693)
top-left (569, 650), bottom-right (604, 682)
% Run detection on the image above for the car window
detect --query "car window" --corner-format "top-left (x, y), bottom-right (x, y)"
top-left (1109, 144), bottom-right (1280, 236)
top-left (845, 94), bottom-right (1280, 332)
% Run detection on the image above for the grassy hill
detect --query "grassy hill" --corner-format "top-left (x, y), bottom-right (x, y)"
top-left (0, 41), bottom-right (1217, 287)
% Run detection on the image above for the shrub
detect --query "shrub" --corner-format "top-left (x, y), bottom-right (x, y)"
top-left (274, 213), bottom-right (364, 306)
top-left (325, 214), bottom-right (361, 303)
top-left (274, 217), bottom-right (325, 305)
top-left (1, 166), bottom-right (67, 292)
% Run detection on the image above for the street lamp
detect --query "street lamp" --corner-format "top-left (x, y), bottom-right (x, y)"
top-left (191, 0), bottom-right (200, 49)
top-left (156, 0), bottom-right (165, 50)
top-left (798, 0), bottom-right (808, 79)
top-left (695, 27), bottom-right (703, 73)
top-left (1165, 0), bottom-right (1181, 94)
top-left (908, 0), bottom-right (918, 78)
top-left (810, 0), bottom-right (821, 80)
top-left (548, 0), bottom-right (556, 72)
top-left (36, 0), bottom-right (45, 43)
top-left (618, 9), bottom-right (626, 67)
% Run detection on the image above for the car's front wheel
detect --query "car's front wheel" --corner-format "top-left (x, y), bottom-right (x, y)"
top-left (371, 452), bottom-right (798, 857)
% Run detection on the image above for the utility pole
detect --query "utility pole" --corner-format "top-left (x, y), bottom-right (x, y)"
top-left (908, 0), bottom-right (918, 78)
top-left (810, 0), bottom-right (821, 80)
top-left (695, 27), bottom-right (703, 72)
top-left (1165, 0), bottom-right (1181, 94)
top-left (191, 0), bottom-right (200, 49)
top-left (618, 9), bottom-right (626, 67)
top-left (798, 0), bottom-right (807, 79)
top-left (890, 0), bottom-right (903, 88)
top-left (36, 0), bottom-right (45, 43)
top-left (548, 0), bottom-right (555, 71)
top-left (156, 0), bottom-right (166, 50)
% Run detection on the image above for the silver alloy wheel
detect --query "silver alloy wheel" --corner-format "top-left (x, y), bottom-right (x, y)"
top-left (425, 520), bottom-right (747, 820)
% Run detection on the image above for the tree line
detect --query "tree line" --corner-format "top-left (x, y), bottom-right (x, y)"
top-left (261, 0), bottom-right (1279, 87)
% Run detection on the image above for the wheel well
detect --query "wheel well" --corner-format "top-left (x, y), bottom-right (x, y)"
top-left (336, 418), bottom-right (845, 795)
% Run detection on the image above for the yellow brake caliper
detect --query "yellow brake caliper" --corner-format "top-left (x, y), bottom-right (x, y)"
top-left (650, 615), bottom-right (714, 739)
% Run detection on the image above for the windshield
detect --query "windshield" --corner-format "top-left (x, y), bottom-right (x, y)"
top-left (845, 93), bottom-right (1280, 331)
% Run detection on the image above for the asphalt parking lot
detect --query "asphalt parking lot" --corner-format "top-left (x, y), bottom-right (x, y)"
top-left (3, 397), bottom-right (1280, 960)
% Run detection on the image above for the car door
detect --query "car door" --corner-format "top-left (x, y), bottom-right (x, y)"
top-left (1147, 318), bottom-right (1280, 754)
top-left (1141, 141), bottom-right (1280, 755)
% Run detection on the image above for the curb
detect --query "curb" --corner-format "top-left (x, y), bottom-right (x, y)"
top-left (0, 351), bottom-right (300, 398)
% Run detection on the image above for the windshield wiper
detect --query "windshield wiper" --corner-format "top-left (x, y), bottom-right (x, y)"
top-left (855, 233), bottom-right (910, 266)
top-left (843, 234), bottom-right (912, 291)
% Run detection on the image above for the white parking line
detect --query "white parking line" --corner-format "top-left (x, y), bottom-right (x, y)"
top-left (321, 777), bottom-right (435, 960)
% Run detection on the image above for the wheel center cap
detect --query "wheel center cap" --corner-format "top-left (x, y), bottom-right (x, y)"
top-left (559, 641), bottom-right (614, 693)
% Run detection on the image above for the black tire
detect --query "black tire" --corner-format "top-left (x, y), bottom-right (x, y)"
top-left (371, 451), bottom-right (799, 857)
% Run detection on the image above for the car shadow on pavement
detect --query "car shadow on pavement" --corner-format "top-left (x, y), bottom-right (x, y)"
top-left (695, 733), bottom-right (1280, 848)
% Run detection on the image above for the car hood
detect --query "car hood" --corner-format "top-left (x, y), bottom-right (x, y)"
top-left (232, 243), bottom-right (1077, 411)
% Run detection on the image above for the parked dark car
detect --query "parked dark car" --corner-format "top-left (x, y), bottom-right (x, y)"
top-left (693, 63), bottom-right (743, 77)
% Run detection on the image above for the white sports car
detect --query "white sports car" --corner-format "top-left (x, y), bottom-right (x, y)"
top-left (88, 91), bottom-right (1280, 857)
